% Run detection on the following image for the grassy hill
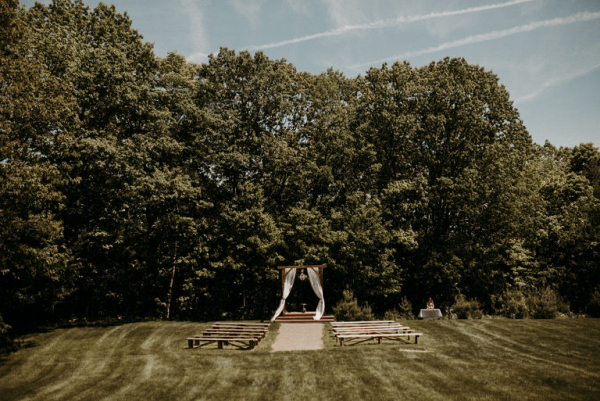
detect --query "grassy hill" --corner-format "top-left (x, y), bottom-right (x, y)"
top-left (1, 319), bottom-right (599, 400)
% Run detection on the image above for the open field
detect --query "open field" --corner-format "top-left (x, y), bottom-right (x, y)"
top-left (1, 319), bottom-right (599, 400)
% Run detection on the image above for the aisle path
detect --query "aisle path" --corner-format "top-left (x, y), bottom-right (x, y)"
top-left (271, 323), bottom-right (324, 352)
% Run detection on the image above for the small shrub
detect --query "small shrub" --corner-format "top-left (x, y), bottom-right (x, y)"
top-left (451, 294), bottom-right (483, 319)
top-left (494, 287), bottom-right (571, 319)
top-left (383, 297), bottom-right (415, 321)
top-left (398, 296), bottom-right (415, 320)
top-left (383, 309), bottom-right (400, 321)
top-left (0, 314), bottom-right (15, 355)
top-left (528, 287), bottom-right (570, 319)
top-left (497, 289), bottom-right (529, 319)
top-left (333, 289), bottom-right (373, 321)
top-left (586, 286), bottom-right (600, 317)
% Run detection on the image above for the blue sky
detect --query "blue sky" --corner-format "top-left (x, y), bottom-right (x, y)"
top-left (21, 0), bottom-right (600, 147)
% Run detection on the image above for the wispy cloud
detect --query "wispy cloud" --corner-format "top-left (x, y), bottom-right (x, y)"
top-left (245, 0), bottom-right (534, 51)
top-left (181, 0), bottom-right (211, 63)
top-left (321, 0), bottom-right (366, 28)
top-left (350, 11), bottom-right (600, 69)
top-left (285, 0), bottom-right (310, 15)
top-left (516, 62), bottom-right (600, 102)
top-left (231, 0), bottom-right (266, 28)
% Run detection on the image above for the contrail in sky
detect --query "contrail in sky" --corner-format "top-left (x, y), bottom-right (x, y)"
top-left (350, 11), bottom-right (600, 69)
top-left (245, 0), bottom-right (535, 51)
top-left (516, 62), bottom-right (600, 102)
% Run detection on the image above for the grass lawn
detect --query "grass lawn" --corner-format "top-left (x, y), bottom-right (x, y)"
top-left (1, 319), bottom-right (599, 400)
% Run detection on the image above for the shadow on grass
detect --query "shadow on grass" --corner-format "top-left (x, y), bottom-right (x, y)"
top-left (55, 316), bottom-right (170, 329)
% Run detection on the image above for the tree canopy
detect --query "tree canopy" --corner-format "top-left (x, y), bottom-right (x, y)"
top-left (1, 0), bottom-right (599, 333)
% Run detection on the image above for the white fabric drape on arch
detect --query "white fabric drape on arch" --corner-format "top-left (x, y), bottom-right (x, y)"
top-left (307, 268), bottom-right (325, 320)
top-left (270, 268), bottom-right (296, 322)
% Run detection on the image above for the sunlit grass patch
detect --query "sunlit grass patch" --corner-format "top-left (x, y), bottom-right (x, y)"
top-left (0, 319), bottom-right (599, 400)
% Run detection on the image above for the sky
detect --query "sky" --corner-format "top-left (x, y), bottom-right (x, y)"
top-left (21, 0), bottom-right (600, 148)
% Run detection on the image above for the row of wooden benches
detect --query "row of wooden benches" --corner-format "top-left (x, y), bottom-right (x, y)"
top-left (331, 320), bottom-right (422, 347)
top-left (187, 322), bottom-right (270, 350)
top-left (187, 320), bottom-right (421, 350)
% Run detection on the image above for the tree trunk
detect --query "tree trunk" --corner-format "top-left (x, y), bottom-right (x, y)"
top-left (166, 241), bottom-right (178, 320)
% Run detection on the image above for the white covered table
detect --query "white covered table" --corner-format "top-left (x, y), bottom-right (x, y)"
top-left (418, 309), bottom-right (442, 320)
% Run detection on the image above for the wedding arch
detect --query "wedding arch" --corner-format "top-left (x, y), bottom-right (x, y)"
top-left (271, 265), bottom-right (326, 322)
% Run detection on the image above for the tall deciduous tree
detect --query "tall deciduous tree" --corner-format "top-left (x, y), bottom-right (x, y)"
top-left (0, 0), bottom-right (76, 329)
top-left (359, 58), bottom-right (533, 307)
top-left (3, 0), bottom-right (598, 327)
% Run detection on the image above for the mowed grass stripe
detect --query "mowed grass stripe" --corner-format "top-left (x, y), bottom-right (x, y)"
top-left (24, 324), bottom-right (142, 400)
top-left (453, 319), bottom-right (600, 378)
top-left (107, 322), bottom-right (209, 401)
top-left (3, 327), bottom-right (102, 400)
top-left (1, 320), bottom-right (599, 400)
top-left (472, 320), bottom-right (600, 378)
top-left (408, 320), bottom-right (600, 398)
top-left (411, 322), bottom-right (536, 400)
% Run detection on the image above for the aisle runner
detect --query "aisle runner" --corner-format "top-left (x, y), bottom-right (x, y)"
top-left (271, 323), bottom-right (324, 352)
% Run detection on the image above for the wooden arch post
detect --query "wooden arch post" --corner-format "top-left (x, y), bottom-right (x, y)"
top-left (278, 264), bottom-right (326, 314)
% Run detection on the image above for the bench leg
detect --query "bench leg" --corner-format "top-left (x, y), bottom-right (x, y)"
top-left (415, 335), bottom-right (420, 345)
top-left (340, 338), bottom-right (344, 347)
top-left (377, 337), bottom-right (382, 345)
top-left (188, 339), bottom-right (194, 349)
top-left (218, 340), bottom-right (223, 349)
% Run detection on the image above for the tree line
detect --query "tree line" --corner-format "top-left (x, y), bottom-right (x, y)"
top-left (2, 0), bottom-right (599, 335)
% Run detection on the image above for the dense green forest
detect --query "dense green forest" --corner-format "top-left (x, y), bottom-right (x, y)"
top-left (1, 0), bottom-right (599, 337)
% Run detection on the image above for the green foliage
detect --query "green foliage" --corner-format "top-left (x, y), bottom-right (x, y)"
top-left (495, 289), bottom-right (530, 319)
top-left (382, 310), bottom-right (400, 321)
top-left (397, 296), bottom-right (416, 320)
top-left (451, 294), bottom-right (483, 319)
top-left (527, 287), bottom-right (570, 319)
top-left (567, 143), bottom-right (600, 199)
top-left (516, 144), bottom-right (600, 313)
top-left (587, 286), bottom-right (600, 317)
top-left (332, 289), bottom-right (374, 321)
top-left (384, 296), bottom-right (415, 320)
top-left (2, 0), bottom-right (598, 333)
top-left (0, 314), bottom-right (15, 355)
top-left (493, 287), bottom-right (571, 319)
top-left (0, 0), bottom-right (74, 330)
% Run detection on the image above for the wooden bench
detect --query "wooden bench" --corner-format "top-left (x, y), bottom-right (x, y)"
top-left (331, 320), bottom-right (395, 327)
top-left (187, 322), bottom-right (271, 350)
top-left (336, 332), bottom-right (422, 347)
top-left (205, 326), bottom-right (269, 333)
top-left (201, 329), bottom-right (267, 340)
top-left (210, 325), bottom-right (269, 332)
top-left (332, 327), bottom-right (412, 342)
top-left (204, 326), bottom-right (268, 338)
top-left (331, 321), bottom-right (422, 347)
top-left (332, 324), bottom-right (409, 332)
top-left (213, 322), bottom-right (269, 326)
top-left (208, 325), bottom-right (268, 331)
top-left (187, 336), bottom-right (260, 350)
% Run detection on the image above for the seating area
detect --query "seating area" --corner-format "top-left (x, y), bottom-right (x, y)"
top-left (187, 322), bottom-right (270, 350)
top-left (331, 320), bottom-right (422, 347)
